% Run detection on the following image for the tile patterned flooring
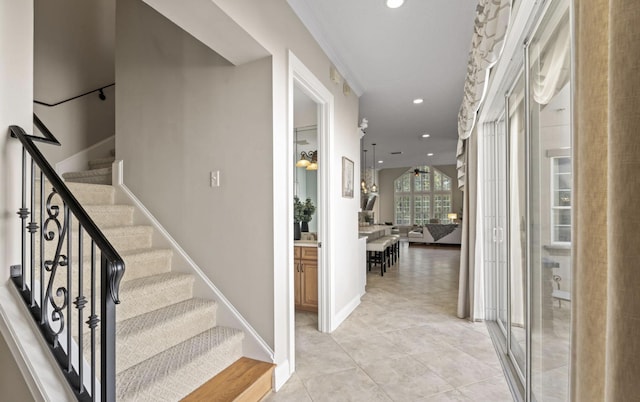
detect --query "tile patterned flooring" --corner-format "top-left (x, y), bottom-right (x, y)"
top-left (265, 243), bottom-right (514, 401)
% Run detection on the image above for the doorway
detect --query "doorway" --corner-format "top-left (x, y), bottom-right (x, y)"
top-left (286, 51), bottom-right (334, 377)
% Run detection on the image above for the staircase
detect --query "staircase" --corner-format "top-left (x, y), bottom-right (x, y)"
top-left (62, 151), bottom-right (115, 185)
top-left (52, 157), bottom-right (274, 401)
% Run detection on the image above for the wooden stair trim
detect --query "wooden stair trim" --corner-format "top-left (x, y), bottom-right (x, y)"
top-left (181, 357), bottom-right (275, 402)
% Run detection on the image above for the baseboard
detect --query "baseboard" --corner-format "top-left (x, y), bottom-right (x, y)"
top-left (0, 283), bottom-right (77, 402)
top-left (332, 294), bottom-right (361, 332)
top-left (112, 161), bottom-right (274, 364)
top-left (273, 359), bottom-right (291, 391)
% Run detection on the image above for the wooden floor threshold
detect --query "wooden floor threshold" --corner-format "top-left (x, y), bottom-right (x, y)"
top-left (181, 357), bottom-right (275, 402)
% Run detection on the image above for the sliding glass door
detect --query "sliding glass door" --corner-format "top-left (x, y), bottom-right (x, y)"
top-left (528, 0), bottom-right (572, 399)
top-left (507, 73), bottom-right (527, 383)
top-left (483, 0), bottom-right (572, 400)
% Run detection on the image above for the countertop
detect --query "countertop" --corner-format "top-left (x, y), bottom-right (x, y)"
top-left (294, 240), bottom-right (318, 247)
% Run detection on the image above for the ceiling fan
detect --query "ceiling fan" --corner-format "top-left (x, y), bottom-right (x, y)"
top-left (413, 168), bottom-right (429, 176)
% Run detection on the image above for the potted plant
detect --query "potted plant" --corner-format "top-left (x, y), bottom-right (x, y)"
top-left (301, 198), bottom-right (316, 232)
top-left (294, 196), bottom-right (305, 240)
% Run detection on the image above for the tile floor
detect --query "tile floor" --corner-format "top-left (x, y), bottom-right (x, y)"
top-left (265, 242), bottom-right (514, 401)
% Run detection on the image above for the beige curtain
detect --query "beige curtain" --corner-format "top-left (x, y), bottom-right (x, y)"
top-left (457, 132), bottom-right (480, 320)
top-left (572, 1), bottom-right (640, 400)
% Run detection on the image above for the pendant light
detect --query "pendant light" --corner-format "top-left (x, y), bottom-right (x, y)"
top-left (371, 143), bottom-right (378, 193)
top-left (362, 149), bottom-right (368, 194)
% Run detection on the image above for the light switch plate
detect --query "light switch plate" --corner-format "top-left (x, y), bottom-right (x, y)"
top-left (210, 170), bottom-right (220, 187)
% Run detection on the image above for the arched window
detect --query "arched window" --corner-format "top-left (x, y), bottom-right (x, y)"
top-left (394, 166), bottom-right (452, 225)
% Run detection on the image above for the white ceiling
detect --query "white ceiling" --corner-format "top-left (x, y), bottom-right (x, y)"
top-left (287, 0), bottom-right (477, 169)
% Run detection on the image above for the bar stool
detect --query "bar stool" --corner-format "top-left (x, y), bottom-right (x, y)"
top-left (366, 238), bottom-right (391, 276)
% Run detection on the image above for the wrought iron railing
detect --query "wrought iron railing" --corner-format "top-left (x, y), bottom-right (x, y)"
top-left (34, 83), bottom-right (115, 107)
top-left (9, 120), bottom-right (124, 402)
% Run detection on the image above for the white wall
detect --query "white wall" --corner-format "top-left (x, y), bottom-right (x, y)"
top-left (0, 0), bottom-right (33, 285)
top-left (116, 0), bottom-right (274, 346)
top-left (34, 0), bottom-right (116, 165)
top-left (0, 1), bottom-right (35, 398)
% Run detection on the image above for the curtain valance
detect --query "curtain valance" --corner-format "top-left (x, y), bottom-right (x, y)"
top-left (456, 0), bottom-right (512, 190)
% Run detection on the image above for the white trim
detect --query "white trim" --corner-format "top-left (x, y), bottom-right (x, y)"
top-left (286, 50), bottom-right (335, 378)
top-left (273, 359), bottom-right (290, 391)
top-left (0, 283), bottom-right (76, 402)
top-left (112, 161), bottom-right (274, 363)
top-left (332, 294), bottom-right (361, 331)
top-left (54, 135), bottom-right (115, 175)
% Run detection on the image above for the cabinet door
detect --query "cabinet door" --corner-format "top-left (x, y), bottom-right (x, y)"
top-left (294, 261), bottom-right (302, 307)
top-left (301, 259), bottom-right (318, 310)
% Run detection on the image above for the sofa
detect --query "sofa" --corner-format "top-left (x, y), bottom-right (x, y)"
top-left (407, 224), bottom-right (462, 245)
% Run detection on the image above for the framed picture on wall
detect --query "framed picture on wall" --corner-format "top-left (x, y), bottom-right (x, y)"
top-left (342, 157), bottom-right (354, 198)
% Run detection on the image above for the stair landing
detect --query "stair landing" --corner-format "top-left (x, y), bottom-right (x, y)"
top-left (181, 357), bottom-right (275, 402)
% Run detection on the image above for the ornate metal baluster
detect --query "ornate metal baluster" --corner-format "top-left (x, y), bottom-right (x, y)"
top-left (42, 189), bottom-right (69, 348)
top-left (28, 159), bottom-right (38, 306)
top-left (75, 226), bottom-right (85, 395)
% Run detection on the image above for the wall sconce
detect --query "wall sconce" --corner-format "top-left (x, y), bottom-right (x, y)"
top-left (296, 150), bottom-right (318, 170)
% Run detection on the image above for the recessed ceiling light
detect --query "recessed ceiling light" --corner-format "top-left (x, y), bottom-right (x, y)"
top-left (378, 160), bottom-right (384, 164)
top-left (427, 153), bottom-right (434, 156)
top-left (386, 0), bottom-right (405, 9)
top-left (413, 98), bottom-right (424, 104)
top-left (421, 134), bottom-right (430, 138)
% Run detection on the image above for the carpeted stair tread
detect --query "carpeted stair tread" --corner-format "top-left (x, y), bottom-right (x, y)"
top-left (82, 204), bottom-right (134, 228)
top-left (37, 180), bottom-right (115, 205)
top-left (118, 272), bottom-right (195, 322)
top-left (116, 327), bottom-right (244, 402)
top-left (118, 298), bottom-right (216, 337)
top-left (34, 225), bottom-right (154, 263)
top-left (119, 248), bottom-right (173, 281)
top-left (88, 157), bottom-right (115, 170)
top-left (87, 298), bottom-right (218, 374)
top-left (63, 167), bottom-right (112, 185)
top-left (100, 225), bottom-right (153, 251)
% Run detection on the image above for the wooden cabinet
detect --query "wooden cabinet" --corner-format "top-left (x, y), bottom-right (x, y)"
top-left (294, 246), bottom-right (318, 312)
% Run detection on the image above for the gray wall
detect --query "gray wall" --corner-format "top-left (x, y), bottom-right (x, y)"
top-left (116, 0), bottom-right (274, 346)
top-left (34, 0), bottom-right (116, 165)
top-left (0, 333), bottom-right (34, 402)
top-left (117, 0), bottom-right (361, 375)
top-left (378, 164), bottom-right (464, 224)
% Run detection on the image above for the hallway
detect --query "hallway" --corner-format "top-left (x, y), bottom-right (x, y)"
top-left (267, 243), bottom-right (513, 401)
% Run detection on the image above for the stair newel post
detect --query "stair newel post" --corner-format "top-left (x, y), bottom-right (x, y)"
top-left (101, 254), bottom-right (117, 402)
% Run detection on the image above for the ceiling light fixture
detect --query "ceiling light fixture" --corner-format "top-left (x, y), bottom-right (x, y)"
top-left (371, 143), bottom-right (378, 193)
top-left (421, 134), bottom-right (430, 138)
top-left (378, 160), bottom-right (383, 164)
top-left (427, 153), bottom-right (434, 156)
top-left (413, 98), bottom-right (424, 104)
top-left (386, 0), bottom-right (405, 9)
